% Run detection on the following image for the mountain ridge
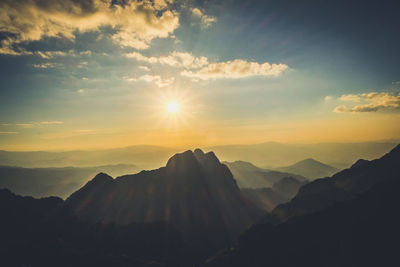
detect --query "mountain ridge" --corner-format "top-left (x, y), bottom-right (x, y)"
top-left (271, 144), bottom-right (400, 222)
top-left (65, 149), bottom-right (263, 254)
top-left (275, 158), bottom-right (338, 180)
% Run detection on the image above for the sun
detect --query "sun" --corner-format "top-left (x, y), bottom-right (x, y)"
top-left (167, 101), bottom-right (180, 114)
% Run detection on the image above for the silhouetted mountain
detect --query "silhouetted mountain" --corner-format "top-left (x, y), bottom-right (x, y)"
top-left (241, 176), bottom-right (307, 212)
top-left (224, 160), bottom-right (307, 188)
top-left (0, 189), bottom-right (191, 267)
top-left (66, 149), bottom-right (263, 254)
top-left (205, 176), bottom-right (400, 267)
top-left (350, 158), bottom-right (370, 168)
top-left (272, 144), bottom-right (400, 222)
top-left (0, 164), bottom-right (138, 198)
top-left (276, 158), bottom-right (339, 180)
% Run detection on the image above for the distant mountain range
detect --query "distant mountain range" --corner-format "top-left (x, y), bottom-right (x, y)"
top-left (275, 158), bottom-right (339, 180)
top-left (209, 141), bottom-right (396, 168)
top-left (0, 164), bottom-right (138, 198)
top-left (0, 141), bottom-right (396, 170)
top-left (0, 145), bottom-right (176, 169)
top-left (206, 144), bottom-right (400, 267)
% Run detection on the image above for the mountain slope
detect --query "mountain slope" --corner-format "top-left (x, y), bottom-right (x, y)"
top-left (272, 144), bottom-right (400, 222)
top-left (66, 149), bottom-right (263, 252)
top-left (0, 164), bottom-right (138, 198)
top-left (275, 158), bottom-right (338, 180)
top-left (224, 160), bottom-right (307, 188)
top-left (206, 176), bottom-right (400, 267)
top-left (0, 189), bottom-right (191, 267)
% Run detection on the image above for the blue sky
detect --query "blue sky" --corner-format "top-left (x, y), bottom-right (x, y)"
top-left (0, 0), bottom-right (399, 150)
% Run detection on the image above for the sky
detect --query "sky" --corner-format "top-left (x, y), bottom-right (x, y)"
top-left (0, 0), bottom-right (400, 151)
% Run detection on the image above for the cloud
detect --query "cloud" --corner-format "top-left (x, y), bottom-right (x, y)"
top-left (126, 75), bottom-right (175, 87)
top-left (0, 0), bottom-right (179, 54)
top-left (339, 94), bottom-right (361, 102)
top-left (36, 51), bottom-right (69, 59)
top-left (126, 51), bottom-right (289, 79)
top-left (138, 65), bottom-right (150, 71)
top-left (40, 121), bottom-right (64, 125)
top-left (0, 123), bottom-right (34, 128)
top-left (0, 132), bottom-right (18, 135)
top-left (324, 96), bottom-right (333, 101)
top-left (191, 8), bottom-right (217, 28)
top-left (125, 51), bottom-right (209, 69)
top-left (334, 92), bottom-right (400, 113)
top-left (36, 50), bottom-right (92, 59)
top-left (181, 59), bottom-right (289, 79)
top-left (33, 62), bottom-right (57, 68)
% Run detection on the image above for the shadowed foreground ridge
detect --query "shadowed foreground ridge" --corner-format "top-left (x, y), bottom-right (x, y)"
top-left (272, 144), bottom-right (400, 222)
top-left (66, 149), bottom-right (263, 255)
top-left (205, 144), bottom-right (400, 267)
top-left (0, 188), bottom-right (189, 267)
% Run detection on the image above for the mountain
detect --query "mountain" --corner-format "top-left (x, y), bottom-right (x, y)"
top-left (224, 160), bottom-right (307, 188)
top-left (0, 164), bottom-right (138, 198)
top-left (272, 144), bottom-right (400, 222)
top-left (275, 158), bottom-right (339, 180)
top-left (206, 175), bottom-right (400, 267)
top-left (66, 149), bottom-right (263, 253)
top-left (242, 177), bottom-right (307, 212)
top-left (0, 188), bottom-right (191, 267)
top-left (1, 142), bottom-right (396, 171)
top-left (208, 141), bottom-right (396, 168)
top-left (0, 145), bottom-right (176, 169)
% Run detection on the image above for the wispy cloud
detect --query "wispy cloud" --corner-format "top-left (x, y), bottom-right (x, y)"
top-left (181, 59), bottom-right (288, 80)
top-left (334, 92), bottom-right (400, 113)
top-left (0, 131), bottom-right (18, 135)
top-left (33, 63), bottom-right (58, 69)
top-left (138, 65), bottom-right (150, 71)
top-left (36, 51), bottom-right (69, 59)
top-left (35, 50), bottom-right (92, 59)
top-left (191, 8), bottom-right (217, 28)
top-left (125, 51), bottom-right (209, 69)
top-left (0, 123), bottom-right (33, 128)
top-left (126, 51), bottom-right (288, 80)
top-left (1, 121), bottom-right (64, 127)
top-left (40, 121), bottom-right (64, 125)
top-left (126, 75), bottom-right (175, 88)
